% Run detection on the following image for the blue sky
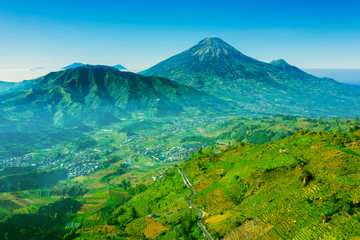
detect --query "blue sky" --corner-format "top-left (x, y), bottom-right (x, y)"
top-left (1, 0), bottom-right (360, 81)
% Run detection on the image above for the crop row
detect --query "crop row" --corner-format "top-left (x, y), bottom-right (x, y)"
top-left (223, 218), bottom-right (272, 240)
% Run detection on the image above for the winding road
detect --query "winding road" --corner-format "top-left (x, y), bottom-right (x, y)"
top-left (178, 168), bottom-right (213, 240)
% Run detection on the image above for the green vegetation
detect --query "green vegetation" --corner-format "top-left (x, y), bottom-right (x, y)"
top-left (0, 81), bottom-right (17, 94)
top-left (0, 198), bottom-right (82, 240)
top-left (74, 137), bottom-right (97, 151)
top-left (213, 116), bottom-right (358, 145)
top-left (0, 168), bottom-right (67, 193)
top-left (181, 136), bottom-right (215, 145)
top-left (0, 65), bottom-right (229, 130)
top-left (1, 116), bottom-right (360, 239)
top-left (141, 37), bottom-right (360, 118)
top-left (0, 128), bottom-right (84, 159)
top-left (105, 129), bottom-right (360, 239)
top-left (2, 37), bottom-right (360, 239)
top-left (118, 120), bottom-right (164, 133)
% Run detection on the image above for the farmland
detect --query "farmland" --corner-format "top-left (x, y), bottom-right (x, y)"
top-left (0, 116), bottom-right (359, 239)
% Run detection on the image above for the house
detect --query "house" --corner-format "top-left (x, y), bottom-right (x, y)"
top-left (279, 148), bottom-right (287, 154)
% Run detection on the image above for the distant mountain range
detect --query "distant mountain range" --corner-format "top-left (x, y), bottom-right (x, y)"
top-left (62, 63), bottom-right (127, 70)
top-left (302, 68), bottom-right (360, 86)
top-left (112, 64), bottom-right (127, 70)
top-left (62, 63), bottom-right (85, 70)
top-left (0, 65), bottom-right (229, 128)
top-left (140, 37), bottom-right (360, 118)
top-left (1, 37), bottom-right (360, 132)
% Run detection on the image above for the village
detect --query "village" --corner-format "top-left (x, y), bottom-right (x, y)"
top-left (119, 117), bottom-right (225, 163)
top-left (131, 143), bottom-right (207, 162)
top-left (0, 152), bottom-right (103, 178)
top-left (0, 117), bottom-right (226, 180)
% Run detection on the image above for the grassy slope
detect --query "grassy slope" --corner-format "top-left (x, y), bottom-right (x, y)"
top-left (0, 66), bottom-right (230, 129)
top-left (211, 116), bottom-right (359, 145)
top-left (108, 130), bottom-right (360, 239)
top-left (2, 117), bottom-right (360, 239)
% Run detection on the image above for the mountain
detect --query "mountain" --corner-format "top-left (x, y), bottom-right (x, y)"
top-left (140, 37), bottom-right (360, 118)
top-left (0, 65), bottom-right (230, 128)
top-left (112, 64), bottom-right (127, 70)
top-left (302, 68), bottom-right (360, 86)
top-left (0, 81), bottom-right (17, 94)
top-left (62, 62), bottom-right (85, 69)
top-left (63, 63), bottom-right (127, 71)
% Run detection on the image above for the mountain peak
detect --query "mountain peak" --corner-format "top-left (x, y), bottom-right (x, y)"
top-left (198, 37), bottom-right (226, 45)
top-left (270, 59), bottom-right (290, 67)
top-left (75, 64), bottom-right (116, 70)
top-left (139, 37), bottom-right (262, 86)
top-left (62, 62), bottom-right (85, 70)
top-left (112, 64), bottom-right (127, 70)
top-left (62, 63), bottom-right (127, 71)
top-left (188, 37), bottom-right (244, 60)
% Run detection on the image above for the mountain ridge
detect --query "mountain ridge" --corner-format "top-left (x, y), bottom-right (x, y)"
top-left (63, 63), bottom-right (127, 70)
top-left (0, 81), bottom-right (17, 94)
top-left (140, 37), bottom-right (360, 118)
top-left (0, 65), bottom-right (230, 128)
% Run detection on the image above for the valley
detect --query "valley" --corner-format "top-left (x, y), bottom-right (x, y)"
top-left (1, 0), bottom-right (360, 238)
top-left (0, 36), bottom-right (360, 240)
top-left (0, 113), bottom-right (359, 239)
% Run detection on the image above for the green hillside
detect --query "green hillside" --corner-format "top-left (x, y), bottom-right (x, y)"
top-left (212, 116), bottom-right (360, 145)
top-left (1, 117), bottom-right (360, 239)
top-left (0, 81), bottom-right (17, 94)
top-left (86, 129), bottom-right (360, 239)
top-left (1, 61), bottom-right (360, 239)
top-left (140, 37), bottom-right (360, 118)
top-left (0, 65), bottom-right (230, 128)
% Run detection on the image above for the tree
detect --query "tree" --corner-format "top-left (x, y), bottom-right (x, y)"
top-left (130, 206), bottom-right (137, 219)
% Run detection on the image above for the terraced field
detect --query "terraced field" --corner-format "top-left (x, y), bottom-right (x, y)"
top-left (193, 187), bottom-right (235, 214)
top-left (0, 190), bottom-right (52, 216)
top-left (122, 129), bottom-right (360, 239)
top-left (143, 217), bottom-right (169, 239)
top-left (1, 118), bottom-right (360, 240)
top-left (224, 218), bottom-right (272, 240)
